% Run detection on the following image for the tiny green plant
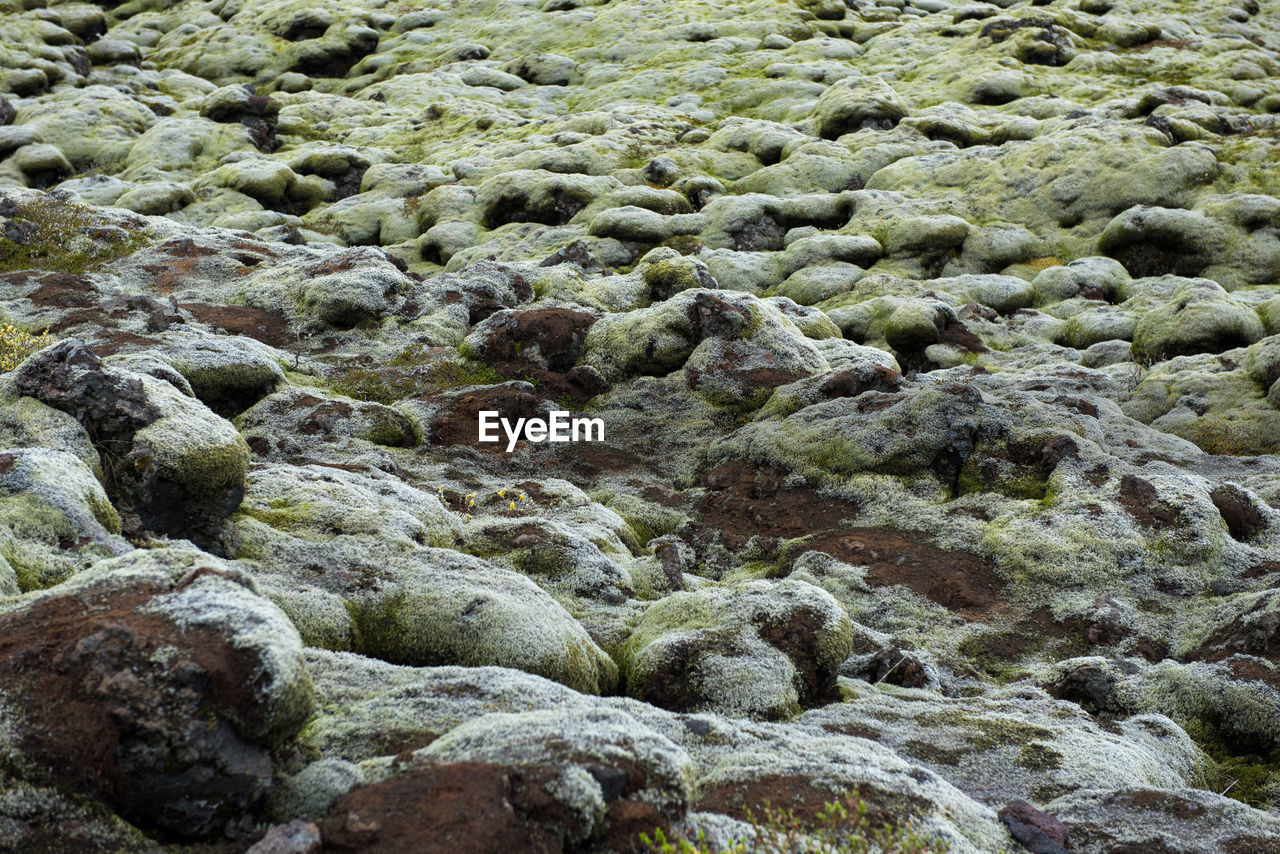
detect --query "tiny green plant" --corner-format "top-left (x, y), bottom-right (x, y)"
top-left (639, 795), bottom-right (950, 854)
top-left (0, 323), bottom-right (53, 372)
top-left (328, 342), bottom-right (502, 404)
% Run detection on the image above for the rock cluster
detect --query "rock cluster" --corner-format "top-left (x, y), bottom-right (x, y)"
top-left (2, 0), bottom-right (1280, 851)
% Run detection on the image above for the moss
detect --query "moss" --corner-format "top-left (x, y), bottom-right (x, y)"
top-left (640, 791), bottom-right (952, 854)
top-left (88, 494), bottom-right (123, 536)
top-left (642, 257), bottom-right (705, 295)
top-left (1023, 256), bottom-right (1065, 273)
top-left (0, 495), bottom-right (79, 591)
top-left (916, 710), bottom-right (1056, 754)
top-left (659, 235), bottom-right (705, 255)
top-left (1186, 412), bottom-right (1280, 457)
top-left (1181, 718), bottom-right (1280, 809)
top-left (345, 593), bottom-right (408, 662)
top-left (901, 739), bottom-right (968, 767)
top-left (1028, 781), bottom-right (1075, 804)
top-left (621, 591), bottom-right (723, 658)
top-left (956, 631), bottom-right (1041, 680)
top-left (170, 437), bottom-right (251, 498)
top-left (0, 195), bottom-right (149, 275)
top-left (236, 503), bottom-right (323, 537)
top-left (721, 559), bottom-right (787, 585)
top-left (1016, 742), bottom-right (1063, 772)
top-left (585, 490), bottom-right (686, 548)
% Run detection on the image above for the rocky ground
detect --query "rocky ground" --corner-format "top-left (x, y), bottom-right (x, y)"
top-left (2, 0), bottom-right (1280, 851)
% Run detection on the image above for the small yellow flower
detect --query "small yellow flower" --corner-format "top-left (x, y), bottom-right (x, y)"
top-left (498, 489), bottom-right (507, 498)
top-left (508, 501), bottom-right (515, 511)
top-left (518, 493), bottom-right (526, 501)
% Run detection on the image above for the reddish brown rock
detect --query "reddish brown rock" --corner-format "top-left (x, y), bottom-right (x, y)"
top-left (0, 555), bottom-right (312, 840)
top-left (317, 762), bottom-right (600, 854)
top-left (999, 798), bottom-right (1069, 854)
top-left (471, 306), bottom-right (605, 402)
top-left (422, 382), bottom-right (542, 448)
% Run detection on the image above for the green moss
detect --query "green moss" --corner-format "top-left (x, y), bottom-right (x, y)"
top-left (0, 495), bottom-right (79, 591)
top-left (720, 559), bottom-right (786, 585)
top-left (901, 739), bottom-right (968, 767)
top-left (585, 489), bottom-right (686, 549)
top-left (1016, 742), bottom-right (1063, 772)
top-left (1185, 412), bottom-right (1280, 457)
top-left (171, 437), bottom-right (250, 498)
top-left (0, 195), bottom-right (149, 275)
top-left (917, 710), bottom-right (1056, 754)
top-left (956, 632), bottom-right (1039, 680)
top-left (88, 495), bottom-right (122, 536)
top-left (642, 257), bottom-right (705, 296)
top-left (236, 503), bottom-right (323, 536)
top-left (620, 591), bottom-right (722, 660)
top-left (1181, 718), bottom-right (1280, 809)
top-left (640, 791), bottom-right (951, 853)
top-left (346, 594), bottom-right (408, 662)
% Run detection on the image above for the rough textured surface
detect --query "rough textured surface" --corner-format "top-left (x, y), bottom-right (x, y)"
top-left (0, 548), bottom-right (312, 841)
top-left (2, 0), bottom-right (1280, 850)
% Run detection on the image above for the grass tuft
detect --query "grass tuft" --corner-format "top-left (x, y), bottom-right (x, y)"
top-left (0, 194), bottom-right (149, 274)
top-left (328, 342), bottom-right (502, 404)
top-left (0, 323), bottom-right (53, 372)
top-left (640, 794), bottom-right (950, 854)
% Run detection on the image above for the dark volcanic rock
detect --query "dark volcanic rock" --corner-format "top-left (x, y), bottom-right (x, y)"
top-left (466, 306), bottom-right (605, 401)
top-left (999, 798), bottom-right (1069, 854)
top-left (12, 338), bottom-right (158, 453)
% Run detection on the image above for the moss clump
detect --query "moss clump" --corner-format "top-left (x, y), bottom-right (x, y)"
top-left (956, 632), bottom-right (1036, 679)
top-left (0, 494), bottom-right (81, 591)
top-left (328, 343), bottom-right (502, 404)
top-left (236, 503), bottom-right (323, 538)
top-left (1023, 256), bottom-right (1065, 273)
top-left (0, 323), bottom-right (53, 373)
top-left (1185, 413), bottom-right (1280, 457)
top-left (0, 195), bottom-right (148, 274)
top-left (1016, 742), bottom-right (1063, 772)
top-left (585, 489), bottom-right (687, 548)
top-left (169, 438), bottom-right (251, 499)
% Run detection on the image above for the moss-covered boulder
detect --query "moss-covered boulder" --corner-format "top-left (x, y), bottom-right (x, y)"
top-left (421, 706), bottom-right (692, 838)
top-left (620, 578), bottom-right (853, 719)
top-left (0, 447), bottom-right (128, 592)
top-left (0, 547), bottom-right (313, 839)
top-left (122, 329), bottom-right (288, 418)
top-left (582, 289), bottom-right (828, 394)
top-left (811, 75), bottom-right (911, 139)
top-left (1130, 278), bottom-right (1265, 363)
top-left (10, 340), bottom-right (249, 546)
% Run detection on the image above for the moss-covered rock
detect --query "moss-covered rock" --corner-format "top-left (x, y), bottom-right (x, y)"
top-left (620, 578), bottom-right (853, 719)
top-left (1129, 277), bottom-right (1265, 363)
top-left (0, 447), bottom-right (128, 591)
top-left (0, 547), bottom-right (312, 839)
